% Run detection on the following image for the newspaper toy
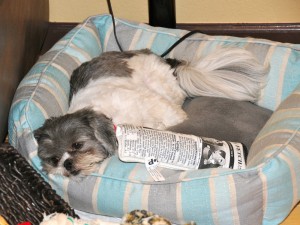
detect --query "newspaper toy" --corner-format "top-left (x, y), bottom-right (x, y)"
top-left (116, 125), bottom-right (247, 171)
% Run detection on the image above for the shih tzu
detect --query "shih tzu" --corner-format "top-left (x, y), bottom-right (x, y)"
top-left (34, 48), bottom-right (269, 177)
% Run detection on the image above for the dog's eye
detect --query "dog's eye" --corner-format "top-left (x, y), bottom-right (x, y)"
top-left (34, 133), bottom-right (50, 142)
top-left (49, 157), bottom-right (59, 166)
top-left (72, 142), bottom-right (84, 150)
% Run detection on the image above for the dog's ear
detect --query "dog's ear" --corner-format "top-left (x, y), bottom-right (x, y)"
top-left (86, 111), bottom-right (118, 156)
top-left (33, 127), bottom-right (43, 143)
top-left (33, 117), bottom-right (55, 143)
top-left (33, 126), bottom-right (50, 144)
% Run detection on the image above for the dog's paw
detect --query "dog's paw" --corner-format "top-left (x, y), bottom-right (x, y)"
top-left (121, 210), bottom-right (171, 225)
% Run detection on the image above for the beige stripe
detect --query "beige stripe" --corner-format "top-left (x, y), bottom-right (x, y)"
top-left (45, 53), bottom-right (81, 66)
top-left (266, 114), bottom-right (300, 126)
top-left (193, 41), bottom-right (207, 61)
top-left (34, 56), bottom-right (81, 70)
top-left (289, 145), bottom-right (300, 157)
top-left (54, 38), bottom-right (91, 54)
top-left (123, 183), bottom-right (133, 213)
top-left (63, 178), bottom-right (70, 203)
top-left (11, 98), bottom-right (32, 112)
top-left (36, 61), bottom-right (71, 77)
top-left (211, 36), bottom-right (231, 56)
top-left (209, 170), bottom-right (219, 225)
top-left (248, 145), bottom-right (279, 167)
top-left (258, 168), bottom-right (268, 216)
top-left (259, 108), bottom-right (300, 127)
top-left (228, 175), bottom-right (240, 225)
top-left (50, 39), bottom-right (69, 47)
top-left (84, 26), bottom-right (102, 50)
top-left (258, 45), bottom-right (277, 105)
top-left (196, 36), bottom-right (293, 49)
top-left (277, 92), bottom-right (300, 109)
top-left (243, 37), bottom-right (255, 48)
top-left (128, 29), bottom-right (142, 50)
top-left (39, 82), bottom-right (67, 112)
top-left (104, 23), bottom-right (114, 52)
top-left (45, 61), bottom-right (71, 78)
top-left (20, 114), bottom-right (26, 124)
top-left (146, 33), bottom-right (157, 49)
top-left (17, 73), bottom-right (44, 88)
top-left (250, 126), bottom-right (300, 165)
top-left (41, 75), bottom-right (67, 99)
top-left (69, 43), bottom-right (93, 61)
top-left (167, 30), bottom-right (193, 58)
top-left (253, 129), bottom-right (294, 143)
top-left (292, 90), bottom-right (300, 95)
top-left (92, 158), bottom-right (111, 213)
top-left (12, 97), bottom-right (48, 119)
top-left (141, 184), bottom-right (150, 210)
top-left (272, 106), bottom-right (300, 115)
top-left (29, 150), bottom-right (38, 160)
top-left (30, 100), bottom-right (49, 119)
top-left (51, 62), bottom-right (73, 78)
top-left (176, 171), bottom-right (187, 224)
top-left (276, 48), bottom-right (292, 107)
top-left (168, 30), bottom-right (187, 58)
top-left (264, 44), bottom-right (276, 66)
top-left (279, 152), bottom-right (298, 208)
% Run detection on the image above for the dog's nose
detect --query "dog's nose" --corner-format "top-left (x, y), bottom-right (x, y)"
top-left (64, 159), bottom-right (73, 171)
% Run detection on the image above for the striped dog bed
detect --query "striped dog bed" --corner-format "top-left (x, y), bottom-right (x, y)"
top-left (9, 14), bottom-right (300, 225)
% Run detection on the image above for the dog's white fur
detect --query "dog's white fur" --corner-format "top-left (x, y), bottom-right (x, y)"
top-left (68, 48), bottom-right (268, 130)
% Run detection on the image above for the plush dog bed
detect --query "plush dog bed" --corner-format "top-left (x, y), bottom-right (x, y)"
top-left (9, 15), bottom-right (300, 225)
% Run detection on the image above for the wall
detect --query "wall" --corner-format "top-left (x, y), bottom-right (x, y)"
top-left (49, 0), bottom-right (300, 23)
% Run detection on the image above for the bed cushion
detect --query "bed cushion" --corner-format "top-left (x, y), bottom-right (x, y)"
top-left (8, 14), bottom-right (300, 225)
top-left (169, 96), bottom-right (272, 150)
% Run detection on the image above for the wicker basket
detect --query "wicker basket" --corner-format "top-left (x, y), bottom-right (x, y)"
top-left (0, 144), bottom-right (78, 225)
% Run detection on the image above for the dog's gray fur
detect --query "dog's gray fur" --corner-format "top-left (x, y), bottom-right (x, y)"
top-left (69, 49), bottom-right (153, 102)
top-left (34, 108), bottom-right (117, 177)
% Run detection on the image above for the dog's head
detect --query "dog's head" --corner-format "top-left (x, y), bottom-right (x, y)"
top-left (34, 108), bottom-right (117, 177)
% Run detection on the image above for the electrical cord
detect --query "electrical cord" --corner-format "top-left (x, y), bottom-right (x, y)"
top-left (106, 0), bottom-right (203, 57)
top-left (160, 30), bottom-right (203, 57)
top-left (106, 0), bottom-right (123, 52)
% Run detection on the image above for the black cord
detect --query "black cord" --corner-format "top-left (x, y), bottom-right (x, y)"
top-left (160, 30), bottom-right (203, 57)
top-left (106, 0), bottom-right (123, 52)
top-left (106, 0), bottom-right (203, 57)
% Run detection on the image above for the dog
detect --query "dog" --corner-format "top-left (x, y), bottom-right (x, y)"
top-left (34, 48), bottom-right (269, 177)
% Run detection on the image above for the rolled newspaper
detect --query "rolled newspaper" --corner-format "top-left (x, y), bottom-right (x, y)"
top-left (116, 124), bottom-right (247, 170)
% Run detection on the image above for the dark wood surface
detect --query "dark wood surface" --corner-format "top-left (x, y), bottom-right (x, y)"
top-left (40, 22), bottom-right (75, 55)
top-left (0, 0), bottom-right (49, 142)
